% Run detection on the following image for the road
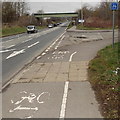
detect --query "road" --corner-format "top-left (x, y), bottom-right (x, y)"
top-left (1, 22), bottom-right (69, 86)
top-left (2, 28), bottom-right (118, 118)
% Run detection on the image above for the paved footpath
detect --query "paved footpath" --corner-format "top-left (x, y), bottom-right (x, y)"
top-left (2, 27), bottom-right (118, 119)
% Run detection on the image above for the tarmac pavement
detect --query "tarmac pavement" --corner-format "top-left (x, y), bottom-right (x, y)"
top-left (2, 26), bottom-right (118, 119)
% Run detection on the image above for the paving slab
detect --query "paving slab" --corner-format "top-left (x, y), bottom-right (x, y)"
top-left (2, 82), bottom-right (64, 118)
top-left (66, 81), bottom-right (103, 118)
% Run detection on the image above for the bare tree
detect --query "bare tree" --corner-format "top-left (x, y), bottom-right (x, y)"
top-left (2, 1), bottom-right (29, 23)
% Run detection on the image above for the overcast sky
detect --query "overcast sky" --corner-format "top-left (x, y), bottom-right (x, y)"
top-left (28, 1), bottom-right (101, 14)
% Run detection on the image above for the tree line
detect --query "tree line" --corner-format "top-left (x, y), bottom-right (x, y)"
top-left (2, 1), bottom-right (119, 28)
top-left (2, 1), bottom-right (29, 23)
top-left (77, 2), bottom-right (118, 27)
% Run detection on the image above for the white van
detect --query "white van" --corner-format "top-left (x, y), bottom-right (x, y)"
top-left (27, 25), bottom-right (38, 34)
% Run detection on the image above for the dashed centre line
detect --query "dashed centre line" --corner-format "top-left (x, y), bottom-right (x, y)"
top-left (0, 49), bottom-right (15, 53)
top-left (22, 38), bottom-right (32, 43)
top-left (27, 41), bottom-right (39, 48)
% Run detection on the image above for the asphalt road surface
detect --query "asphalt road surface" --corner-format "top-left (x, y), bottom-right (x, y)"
top-left (1, 22), bottom-right (69, 86)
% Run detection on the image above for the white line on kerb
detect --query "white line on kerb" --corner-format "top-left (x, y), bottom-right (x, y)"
top-left (69, 52), bottom-right (77, 62)
top-left (59, 81), bottom-right (69, 118)
top-left (47, 31), bottom-right (66, 51)
top-left (36, 56), bottom-right (41, 60)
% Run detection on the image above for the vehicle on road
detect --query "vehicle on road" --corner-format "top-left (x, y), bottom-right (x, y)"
top-left (27, 25), bottom-right (38, 34)
top-left (53, 23), bottom-right (57, 27)
top-left (48, 24), bottom-right (54, 28)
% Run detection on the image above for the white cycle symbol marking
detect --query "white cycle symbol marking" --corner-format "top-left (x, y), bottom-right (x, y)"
top-left (9, 91), bottom-right (50, 118)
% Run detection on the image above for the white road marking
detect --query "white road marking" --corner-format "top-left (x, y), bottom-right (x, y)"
top-left (45, 49), bottom-right (48, 52)
top-left (3, 39), bottom-right (14, 43)
top-left (61, 35), bottom-right (65, 41)
top-left (98, 32), bottom-right (103, 40)
top-left (59, 81), bottom-right (69, 118)
top-left (22, 38), bottom-right (32, 43)
top-left (7, 45), bottom-right (15, 49)
top-left (20, 91), bottom-right (27, 94)
top-left (52, 52), bottom-right (55, 54)
top-left (9, 105), bottom-right (38, 113)
top-left (11, 100), bottom-right (14, 104)
top-left (41, 52), bottom-right (46, 56)
top-left (37, 56), bottom-right (41, 60)
top-left (55, 46), bottom-right (58, 50)
top-left (6, 49), bottom-right (25, 59)
top-left (69, 52), bottom-right (77, 62)
top-left (25, 116), bottom-right (32, 118)
top-left (37, 92), bottom-right (50, 104)
top-left (9, 91), bottom-right (50, 115)
top-left (54, 35), bottom-right (65, 50)
top-left (47, 47), bottom-right (50, 50)
top-left (27, 41), bottom-right (39, 48)
top-left (47, 31), bottom-right (66, 51)
top-left (0, 49), bottom-right (15, 53)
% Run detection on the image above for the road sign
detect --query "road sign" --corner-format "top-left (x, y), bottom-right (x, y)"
top-left (110, 2), bottom-right (119, 47)
top-left (110, 2), bottom-right (119, 11)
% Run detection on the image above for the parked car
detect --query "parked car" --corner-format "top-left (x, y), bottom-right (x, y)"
top-left (57, 23), bottom-right (60, 25)
top-left (27, 25), bottom-right (38, 34)
top-left (53, 23), bottom-right (57, 27)
top-left (48, 24), bottom-right (54, 28)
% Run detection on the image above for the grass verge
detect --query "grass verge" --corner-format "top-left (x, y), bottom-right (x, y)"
top-left (67, 22), bottom-right (74, 29)
top-left (88, 42), bottom-right (120, 119)
top-left (76, 24), bottom-right (118, 30)
top-left (2, 26), bottom-right (26, 37)
top-left (2, 25), bottom-right (46, 37)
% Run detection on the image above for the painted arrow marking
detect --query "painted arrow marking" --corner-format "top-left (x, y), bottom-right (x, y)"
top-left (6, 49), bottom-right (25, 59)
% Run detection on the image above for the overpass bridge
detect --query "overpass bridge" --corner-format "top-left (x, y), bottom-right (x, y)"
top-left (34, 12), bottom-right (78, 18)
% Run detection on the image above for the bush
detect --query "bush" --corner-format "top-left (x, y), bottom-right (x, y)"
top-left (84, 17), bottom-right (112, 28)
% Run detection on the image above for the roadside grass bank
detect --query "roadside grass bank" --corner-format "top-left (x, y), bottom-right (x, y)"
top-left (76, 24), bottom-right (118, 30)
top-left (88, 42), bottom-right (120, 118)
top-left (67, 22), bottom-right (74, 29)
top-left (2, 26), bottom-right (46, 37)
top-left (2, 26), bottom-right (26, 37)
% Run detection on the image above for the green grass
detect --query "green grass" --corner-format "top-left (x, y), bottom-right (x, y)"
top-left (1, 25), bottom-right (46, 37)
top-left (2, 26), bottom-right (26, 37)
top-left (76, 24), bottom-right (116, 30)
top-left (88, 42), bottom-right (120, 118)
top-left (67, 23), bottom-right (74, 29)
top-left (37, 26), bottom-right (46, 30)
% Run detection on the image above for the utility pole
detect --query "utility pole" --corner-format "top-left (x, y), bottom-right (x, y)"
top-left (81, 0), bottom-right (83, 26)
top-left (81, 8), bottom-right (83, 26)
top-left (112, 10), bottom-right (115, 48)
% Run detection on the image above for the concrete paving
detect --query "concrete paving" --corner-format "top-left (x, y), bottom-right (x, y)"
top-left (2, 26), bottom-right (118, 118)
top-left (12, 61), bottom-right (88, 83)
top-left (66, 81), bottom-right (102, 118)
top-left (3, 82), bottom-right (64, 118)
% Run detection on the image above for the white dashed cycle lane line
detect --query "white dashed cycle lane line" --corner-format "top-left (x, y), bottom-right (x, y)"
top-left (59, 51), bottom-right (77, 118)
top-left (36, 31), bottom-right (66, 60)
